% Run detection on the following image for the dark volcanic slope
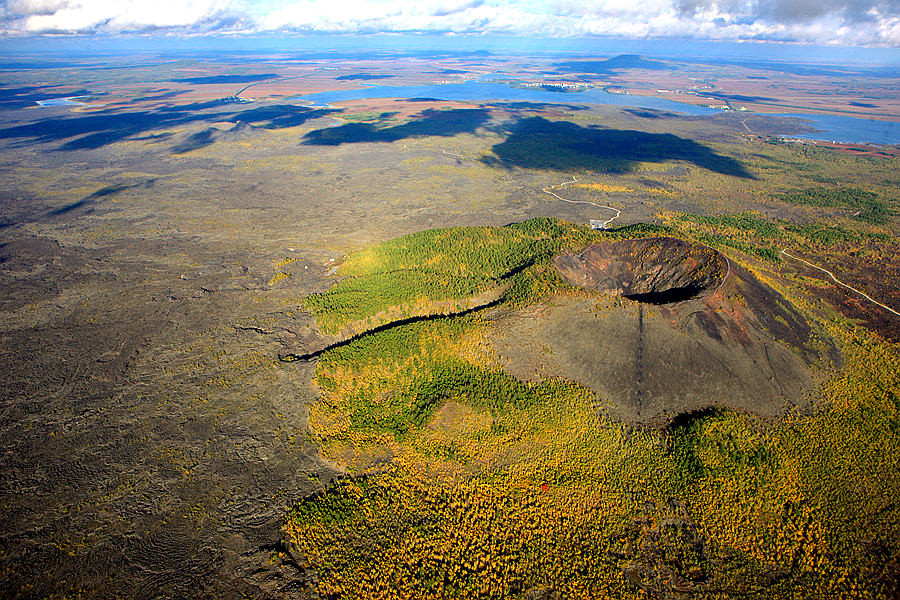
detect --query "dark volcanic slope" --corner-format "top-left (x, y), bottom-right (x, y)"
top-left (492, 238), bottom-right (838, 426)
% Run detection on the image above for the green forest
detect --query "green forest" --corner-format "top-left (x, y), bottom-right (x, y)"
top-left (288, 216), bottom-right (900, 599)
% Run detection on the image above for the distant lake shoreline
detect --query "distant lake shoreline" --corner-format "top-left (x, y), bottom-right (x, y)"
top-left (296, 81), bottom-right (899, 145)
top-left (35, 96), bottom-right (88, 107)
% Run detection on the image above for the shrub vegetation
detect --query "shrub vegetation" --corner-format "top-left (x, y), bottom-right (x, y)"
top-left (288, 218), bottom-right (900, 599)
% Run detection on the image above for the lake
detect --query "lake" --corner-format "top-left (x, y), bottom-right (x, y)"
top-left (296, 81), bottom-right (899, 145)
top-left (35, 96), bottom-right (87, 107)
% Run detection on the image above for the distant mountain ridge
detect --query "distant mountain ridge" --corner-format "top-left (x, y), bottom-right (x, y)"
top-left (555, 54), bottom-right (670, 76)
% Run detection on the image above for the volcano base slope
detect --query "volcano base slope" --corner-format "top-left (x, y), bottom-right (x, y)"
top-left (492, 237), bottom-right (838, 426)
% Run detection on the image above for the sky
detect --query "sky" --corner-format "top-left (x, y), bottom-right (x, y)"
top-left (0, 0), bottom-right (897, 47)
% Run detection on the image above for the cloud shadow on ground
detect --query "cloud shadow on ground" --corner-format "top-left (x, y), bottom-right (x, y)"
top-left (0, 86), bottom-right (96, 110)
top-left (0, 102), bottom-right (338, 152)
top-left (49, 180), bottom-right (157, 216)
top-left (301, 108), bottom-right (491, 145)
top-left (482, 116), bottom-right (753, 178)
top-left (226, 105), bottom-right (337, 129)
top-left (171, 128), bottom-right (220, 154)
top-left (623, 108), bottom-right (684, 119)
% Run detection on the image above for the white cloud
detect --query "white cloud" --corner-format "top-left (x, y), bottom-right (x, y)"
top-left (4, 0), bottom-right (248, 34)
top-left (0, 0), bottom-right (897, 45)
top-left (5, 0), bottom-right (71, 16)
top-left (258, 0), bottom-right (528, 34)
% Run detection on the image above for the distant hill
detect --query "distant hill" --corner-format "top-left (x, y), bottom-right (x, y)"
top-left (555, 54), bottom-right (669, 75)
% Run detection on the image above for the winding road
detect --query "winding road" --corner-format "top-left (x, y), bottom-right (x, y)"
top-left (780, 250), bottom-right (900, 317)
top-left (542, 176), bottom-right (621, 229)
top-left (232, 69), bottom-right (328, 98)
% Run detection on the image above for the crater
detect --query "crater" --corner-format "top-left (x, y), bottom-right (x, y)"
top-left (554, 237), bottom-right (728, 304)
top-left (490, 238), bottom-right (839, 427)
